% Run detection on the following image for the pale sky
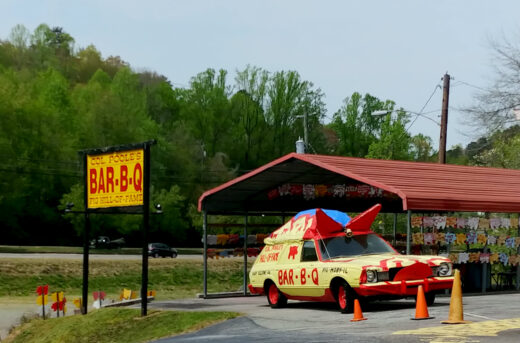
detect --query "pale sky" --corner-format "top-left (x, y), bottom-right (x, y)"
top-left (3, 0), bottom-right (520, 149)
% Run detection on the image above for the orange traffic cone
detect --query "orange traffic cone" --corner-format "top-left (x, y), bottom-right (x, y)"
top-left (350, 299), bottom-right (367, 322)
top-left (441, 269), bottom-right (471, 324)
top-left (411, 285), bottom-right (433, 320)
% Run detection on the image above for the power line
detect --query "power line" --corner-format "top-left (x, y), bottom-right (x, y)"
top-left (451, 80), bottom-right (489, 92)
top-left (407, 82), bottom-right (442, 131)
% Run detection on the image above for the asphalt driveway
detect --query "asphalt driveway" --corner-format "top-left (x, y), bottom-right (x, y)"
top-left (148, 293), bottom-right (520, 343)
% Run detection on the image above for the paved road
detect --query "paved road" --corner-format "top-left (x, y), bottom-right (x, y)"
top-left (0, 253), bottom-right (200, 260)
top-left (0, 303), bottom-right (37, 340)
top-left (148, 293), bottom-right (520, 343)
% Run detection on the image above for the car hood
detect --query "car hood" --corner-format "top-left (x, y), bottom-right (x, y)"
top-left (325, 253), bottom-right (449, 270)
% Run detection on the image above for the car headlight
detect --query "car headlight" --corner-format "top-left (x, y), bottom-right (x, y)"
top-left (437, 262), bottom-right (452, 276)
top-left (366, 270), bottom-right (378, 283)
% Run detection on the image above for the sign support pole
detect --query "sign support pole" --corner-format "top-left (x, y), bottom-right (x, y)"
top-left (82, 213), bottom-right (90, 314)
top-left (141, 142), bottom-right (151, 317)
top-left (81, 140), bottom-right (155, 316)
top-left (82, 152), bottom-right (90, 315)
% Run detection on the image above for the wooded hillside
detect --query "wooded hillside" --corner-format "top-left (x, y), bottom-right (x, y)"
top-left (1, 24), bottom-right (517, 246)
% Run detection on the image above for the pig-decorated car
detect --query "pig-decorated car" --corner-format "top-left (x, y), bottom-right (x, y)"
top-left (248, 204), bottom-right (454, 313)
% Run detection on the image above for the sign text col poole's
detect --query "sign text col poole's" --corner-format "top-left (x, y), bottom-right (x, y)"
top-left (87, 149), bottom-right (144, 209)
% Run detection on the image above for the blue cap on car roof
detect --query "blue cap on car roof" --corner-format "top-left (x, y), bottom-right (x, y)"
top-left (294, 209), bottom-right (351, 227)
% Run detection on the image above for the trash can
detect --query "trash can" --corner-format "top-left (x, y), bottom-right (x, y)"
top-left (464, 263), bottom-right (491, 292)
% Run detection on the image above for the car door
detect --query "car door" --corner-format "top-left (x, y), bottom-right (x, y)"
top-left (275, 242), bottom-right (303, 296)
top-left (295, 240), bottom-right (323, 297)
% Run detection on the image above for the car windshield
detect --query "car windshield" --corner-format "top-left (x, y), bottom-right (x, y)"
top-left (319, 234), bottom-right (396, 260)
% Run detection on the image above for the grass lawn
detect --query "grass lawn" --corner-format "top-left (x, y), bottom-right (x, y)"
top-left (0, 257), bottom-right (253, 302)
top-left (3, 308), bottom-right (241, 343)
top-left (0, 256), bottom-right (250, 342)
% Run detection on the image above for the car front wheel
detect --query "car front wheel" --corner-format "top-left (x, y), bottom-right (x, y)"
top-left (154, 253), bottom-right (159, 258)
top-left (336, 281), bottom-right (355, 313)
top-left (171, 252), bottom-right (177, 258)
top-left (266, 282), bottom-right (287, 308)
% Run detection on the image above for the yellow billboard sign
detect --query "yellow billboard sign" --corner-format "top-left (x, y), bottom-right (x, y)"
top-left (87, 149), bottom-right (144, 209)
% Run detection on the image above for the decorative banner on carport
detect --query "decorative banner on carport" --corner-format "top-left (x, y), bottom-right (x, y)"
top-left (267, 183), bottom-right (397, 201)
top-left (408, 214), bottom-right (520, 267)
top-left (411, 216), bottom-right (519, 230)
top-left (440, 252), bottom-right (520, 266)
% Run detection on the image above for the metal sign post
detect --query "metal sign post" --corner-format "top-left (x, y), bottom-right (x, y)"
top-left (82, 152), bottom-right (90, 315)
top-left (140, 142), bottom-right (151, 316)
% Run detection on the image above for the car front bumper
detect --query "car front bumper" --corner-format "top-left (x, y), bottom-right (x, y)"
top-left (356, 276), bottom-right (454, 296)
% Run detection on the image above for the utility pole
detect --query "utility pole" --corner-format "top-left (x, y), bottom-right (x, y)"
top-left (439, 73), bottom-right (450, 164)
top-left (303, 112), bottom-right (309, 153)
top-left (297, 113), bottom-right (309, 153)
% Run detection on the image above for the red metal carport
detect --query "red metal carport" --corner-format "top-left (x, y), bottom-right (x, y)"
top-left (198, 153), bottom-right (520, 296)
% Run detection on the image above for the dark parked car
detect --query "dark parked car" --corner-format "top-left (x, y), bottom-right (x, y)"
top-left (148, 243), bottom-right (178, 258)
top-left (90, 236), bottom-right (125, 249)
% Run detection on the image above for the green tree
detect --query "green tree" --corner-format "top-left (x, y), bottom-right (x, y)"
top-left (30, 24), bottom-right (51, 47)
top-left (76, 66), bottom-right (157, 147)
top-left (151, 186), bottom-right (189, 244)
top-left (76, 45), bottom-right (104, 83)
top-left (8, 24), bottom-right (30, 69)
top-left (9, 24), bottom-right (30, 49)
top-left (446, 144), bottom-right (469, 165)
top-left (0, 65), bottom-right (79, 244)
top-left (330, 93), bottom-right (393, 157)
top-left (30, 24), bottom-right (60, 71)
top-left (410, 133), bottom-right (434, 161)
top-left (139, 71), bottom-right (181, 126)
top-left (103, 55), bottom-right (128, 78)
top-left (45, 26), bottom-right (74, 56)
top-left (469, 127), bottom-right (520, 168)
top-left (265, 70), bottom-right (326, 157)
top-left (230, 65), bottom-right (269, 168)
top-left (181, 69), bottom-right (232, 157)
top-left (366, 110), bottom-right (412, 160)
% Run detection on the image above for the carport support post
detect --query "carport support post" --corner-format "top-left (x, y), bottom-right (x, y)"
top-left (203, 211), bottom-right (208, 297)
top-left (392, 213), bottom-right (397, 246)
top-left (517, 246), bottom-right (520, 290)
top-left (517, 218), bottom-right (520, 290)
top-left (482, 246), bottom-right (488, 293)
top-left (244, 214), bottom-right (248, 295)
top-left (406, 210), bottom-right (411, 255)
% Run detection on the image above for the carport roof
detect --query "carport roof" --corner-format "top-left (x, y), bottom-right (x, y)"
top-left (198, 153), bottom-right (520, 215)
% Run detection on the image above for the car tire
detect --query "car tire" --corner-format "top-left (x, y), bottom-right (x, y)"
top-left (266, 282), bottom-right (287, 309)
top-left (154, 253), bottom-right (159, 258)
top-left (171, 252), bottom-right (177, 258)
top-left (336, 281), bottom-right (355, 314)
